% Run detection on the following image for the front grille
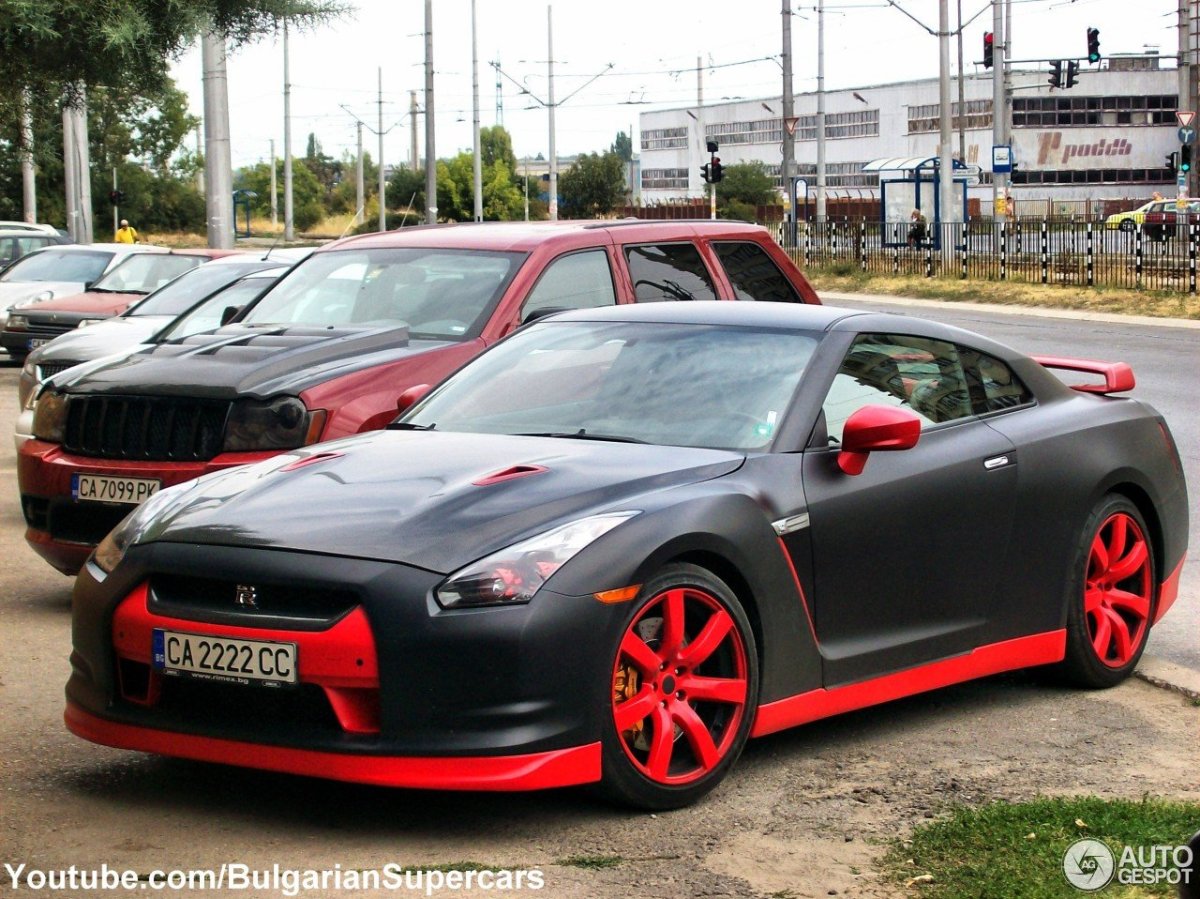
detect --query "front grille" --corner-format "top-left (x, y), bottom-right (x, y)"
top-left (37, 360), bottom-right (81, 380)
top-left (140, 675), bottom-right (344, 739)
top-left (29, 323), bottom-right (74, 337)
top-left (64, 395), bottom-right (231, 461)
top-left (150, 574), bottom-right (359, 629)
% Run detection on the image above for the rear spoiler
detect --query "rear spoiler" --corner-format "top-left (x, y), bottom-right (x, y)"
top-left (1032, 355), bottom-right (1135, 395)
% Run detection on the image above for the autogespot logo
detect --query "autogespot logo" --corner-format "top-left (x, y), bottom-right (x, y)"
top-left (1063, 839), bottom-right (1116, 891)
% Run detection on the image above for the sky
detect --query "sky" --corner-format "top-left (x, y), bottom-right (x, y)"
top-left (168, 0), bottom-right (1182, 170)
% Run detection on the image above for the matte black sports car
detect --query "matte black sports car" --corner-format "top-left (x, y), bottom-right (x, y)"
top-left (66, 302), bottom-right (1188, 809)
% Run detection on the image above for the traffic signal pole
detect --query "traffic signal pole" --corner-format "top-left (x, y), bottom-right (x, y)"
top-left (112, 167), bottom-right (118, 238)
top-left (991, 0), bottom-right (1006, 217)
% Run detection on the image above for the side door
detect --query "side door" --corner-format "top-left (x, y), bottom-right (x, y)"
top-left (798, 332), bottom-right (1019, 686)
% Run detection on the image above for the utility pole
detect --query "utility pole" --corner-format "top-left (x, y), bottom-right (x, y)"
top-left (410, 91), bottom-right (419, 171)
top-left (283, 19), bottom-right (294, 241)
top-left (378, 67), bottom-right (387, 232)
top-left (202, 31), bottom-right (234, 249)
top-left (62, 104), bottom-right (77, 240)
top-left (194, 126), bottom-right (204, 195)
top-left (355, 123), bottom-right (365, 225)
top-left (1181, 0), bottom-right (1196, 196)
top-left (424, 0), bottom-right (437, 224)
top-left (19, 92), bottom-right (35, 223)
top-left (112, 167), bottom-right (119, 238)
top-left (782, 0), bottom-right (796, 242)
top-left (816, 0), bottom-right (827, 221)
top-left (63, 89), bottom-right (93, 243)
top-left (269, 139), bottom-right (277, 227)
top-left (991, 0), bottom-right (1006, 214)
top-left (956, 0), bottom-right (966, 163)
top-left (471, 0), bottom-right (483, 221)
top-left (547, 5), bottom-right (558, 221)
top-left (937, 0), bottom-right (954, 225)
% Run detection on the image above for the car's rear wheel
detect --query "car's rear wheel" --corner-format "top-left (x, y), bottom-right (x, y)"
top-left (1119, 219), bottom-right (1135, 233)
top-left (598, 563), bottom-right (758, 809)
top-left (1060, 495), bottom-right (1156, 688)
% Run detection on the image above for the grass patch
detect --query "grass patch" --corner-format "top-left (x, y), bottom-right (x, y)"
top-left (806, 270), bottom-right (1200, 320)
top-left (556, 854), bottom-right (624, 870)
top-left (884, 797), bottom-right (1200, 897)
top-left (397, 861), bottom-right (506, 873)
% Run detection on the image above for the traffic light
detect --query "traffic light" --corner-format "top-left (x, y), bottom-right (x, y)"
top-left (710, 157), bottom-right (723, 183)
top-left (1166, 152), bottom-right (1178, 173)
top-left (108, 189), bottom-right (125, 205)
top-left (983, 31), bottom-right (994, 69)
top-left (1087, 27), bottom-right (1101, 64)
top-left (1048, 60), bottom-right (1063, 89)
top-left (1065, 60), bottom-right (1079, 89)
top-left (1181, 145), bottom-right (1193, 173)
top-left (700, 163), bottom-right (712, 184)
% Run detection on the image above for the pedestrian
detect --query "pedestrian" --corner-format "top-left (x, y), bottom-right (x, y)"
top-left (114, 219), bottom-right (139, 244)
top-left (907, 208), bottom-right (927, 247)
top-left (1004, 191), bottom-right (1015, 222)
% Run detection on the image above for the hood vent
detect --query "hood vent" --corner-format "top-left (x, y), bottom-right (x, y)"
top-left (472, 464), bottom-right (548, 487)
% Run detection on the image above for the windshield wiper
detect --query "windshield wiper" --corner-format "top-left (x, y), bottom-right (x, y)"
top-left (516, 429), bottom-right (647, 444)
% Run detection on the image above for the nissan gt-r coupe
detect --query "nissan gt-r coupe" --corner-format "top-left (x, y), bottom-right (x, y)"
top-left (66, 302), bottom-right (1188, 810)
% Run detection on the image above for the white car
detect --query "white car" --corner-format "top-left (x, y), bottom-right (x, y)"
top-left (0, 243), bottom-right (164, 337)
top-left (0, 221), bottom-right (63, 236)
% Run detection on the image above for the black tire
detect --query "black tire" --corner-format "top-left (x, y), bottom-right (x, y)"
top-left (595, 562), bottom-right (758, 810)
top-left (1058, 495), bottom-right (1156, 689)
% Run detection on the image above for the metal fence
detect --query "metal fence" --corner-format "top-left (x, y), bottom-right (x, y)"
top-left (770, 219), bottom-right (1200, 293)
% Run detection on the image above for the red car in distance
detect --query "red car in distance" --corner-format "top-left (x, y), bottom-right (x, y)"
top-left (20, 220), bottom-right (820, 574)
top-left (1, 249), bottom-right (238, 360)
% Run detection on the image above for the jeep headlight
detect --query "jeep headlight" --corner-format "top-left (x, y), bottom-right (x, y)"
top-left (434, 512), bottom-right (639, 608)
top-left (7, 314), bottom-right (29, 330)
top-left (222, 396), bottom-right (326, 452)
top-left (31, 390), bottom-right (68, 443)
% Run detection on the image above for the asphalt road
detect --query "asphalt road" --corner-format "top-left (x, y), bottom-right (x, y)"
top-left (826, 292), bottom-right (1199, 674)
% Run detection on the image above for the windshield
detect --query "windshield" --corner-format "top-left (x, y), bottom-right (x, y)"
top-left (241, 247), bottom-right (525, 339)
top-left (156, 275), bottom-right (282, 342)
top-left (92, 254), bottom-right (204, 295)
top-left (130, 261), bottom-right (277, 317)
top-left (404, 321), bottom-right (819, 451)
top-left (0, 249), bottom-right (112, 284)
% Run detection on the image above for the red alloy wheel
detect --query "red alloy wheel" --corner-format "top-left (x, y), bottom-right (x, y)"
top-left (611, 586), bottom-right (749, 786)
top-left (1084, 512), bottom-right (1152, 668)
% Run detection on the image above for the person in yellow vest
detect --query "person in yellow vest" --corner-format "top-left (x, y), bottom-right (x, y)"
top-left (114, 219), bottom-right (139, 244)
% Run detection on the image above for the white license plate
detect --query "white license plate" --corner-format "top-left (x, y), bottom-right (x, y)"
top-left (28, 338), bottom-right (49, 350)
top-left (152, 629), bottom-right (298, 686)
top-left (72, 473), bottom-right (161, 505)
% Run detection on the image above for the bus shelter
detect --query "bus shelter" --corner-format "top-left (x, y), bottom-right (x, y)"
top-left (864, 156), bottom-right (973, 250)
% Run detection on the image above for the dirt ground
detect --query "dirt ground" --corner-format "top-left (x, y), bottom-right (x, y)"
top-left (1, 363), bottom-right (1197, 899)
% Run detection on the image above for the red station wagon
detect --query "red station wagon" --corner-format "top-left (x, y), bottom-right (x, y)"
top-left (19, 220), bottom-right (820, 574)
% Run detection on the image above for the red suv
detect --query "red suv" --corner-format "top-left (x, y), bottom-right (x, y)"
top-left (20, 220), bottom-right (820, 574)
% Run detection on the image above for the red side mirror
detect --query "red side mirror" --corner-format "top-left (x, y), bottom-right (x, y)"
top-left (837, 405), bottom-right (921, 476)
top-left (396, 383), bottom-right (432, 414)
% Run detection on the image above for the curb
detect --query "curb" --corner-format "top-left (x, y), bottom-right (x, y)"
top-left (820, 291), bottom-right (1200, 330)
top-left (1134, 656), bottom-right (1200, 702)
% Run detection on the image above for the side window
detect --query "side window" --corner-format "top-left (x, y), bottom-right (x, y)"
top-left (520, 250), bottom-right (616, 319)
top-left (975, 352), bottom-right (1034, 412)
top-left (713, 241), bottom-right (800, 302)
top-left (624, 243), bottom-right (718, 302)
top-left (821, 334), bottom-right (973, 443)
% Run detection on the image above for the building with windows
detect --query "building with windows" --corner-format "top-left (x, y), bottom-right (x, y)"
top-left (638, 56), bottom-right (1181, 209)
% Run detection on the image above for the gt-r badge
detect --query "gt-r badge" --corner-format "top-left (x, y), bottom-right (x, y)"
top-left (235, 584), bottom-right (259, 608)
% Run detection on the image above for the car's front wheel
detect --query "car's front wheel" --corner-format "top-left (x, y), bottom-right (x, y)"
top-left (1060, 495), bottom-right (1156, 688)
top-left (598, 563), bottom-right (758, 809)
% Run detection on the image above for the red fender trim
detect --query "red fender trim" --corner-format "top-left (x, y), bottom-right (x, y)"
top-left (64, 702), bottom-right (603, 791)
top-left (1155, 558), bottom-right (1184, 624)
top-left (750, 629), bottom-right (1067, 738)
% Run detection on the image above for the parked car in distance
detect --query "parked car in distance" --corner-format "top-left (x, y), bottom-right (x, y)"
top-left (1140, 199), bottom-right (1200, 241)
top-left (0, 228), bottom-right (72, 269)
top-left (0, 244), bottom-right (162, 345)
top-left (19, 219), bottom-right (821, 574)
top-left (0, 221), bottom-right (65, 236)
top-left (63, 302), bottom-right (1188, 809)
top-left (0, 248), bottom-right (239, 361)
top-left (15, 256), bottom-right (307, 448)
top-left (1104, 199), bottom-right (1158, 231)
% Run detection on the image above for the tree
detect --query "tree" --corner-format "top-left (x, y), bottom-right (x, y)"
top-left (611, 131), bottom-right (633, 163)
top-left (558, 151), bottom-right (627, 218)
top-left (715, 161), bottom-right (778, 220)
top-left (235, 158), bottom-right (323, 231)
top-left (480, 126), bottom-right (518, 174)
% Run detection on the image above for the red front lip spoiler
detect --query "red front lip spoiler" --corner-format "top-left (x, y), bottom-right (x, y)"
top-left (64, 702), bottom-right (602, 791)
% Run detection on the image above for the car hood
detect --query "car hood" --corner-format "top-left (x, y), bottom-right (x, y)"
top-left (0, 281), bottom-right (84, 310)
top-left (32, 316), bottom-right (167, 368)
top-left (21, 290), bottom-right (140, 317)
top-left (53, 323), bottom-right (455, 400)
top-left (139, 430), bottom-right (745, 573)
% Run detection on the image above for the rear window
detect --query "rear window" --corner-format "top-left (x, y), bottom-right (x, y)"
top-left (713, 241), bottom-right (800, 302)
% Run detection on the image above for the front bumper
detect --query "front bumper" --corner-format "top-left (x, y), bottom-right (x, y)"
top-left (18, 440), bottom-right (277, 574)
top-left (66, 543), bottom-right (618, 788)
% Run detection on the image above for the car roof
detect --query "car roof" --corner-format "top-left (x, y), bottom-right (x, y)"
top-left (547, 300), bottom-right (860, 331)
top-left (323, 219), bottom-right (775, 254)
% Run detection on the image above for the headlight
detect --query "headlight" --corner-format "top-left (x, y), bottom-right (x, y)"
top-left (93, 482), bottom-right (199, 574)
top-left (222, 397), bottom-right (326, 452)
top-left (7, 314), bottom-right (29, 330)
top-left (434, 511), bottom-right (640, 608)
top-left (31, 391), bottom-right (68, 443)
